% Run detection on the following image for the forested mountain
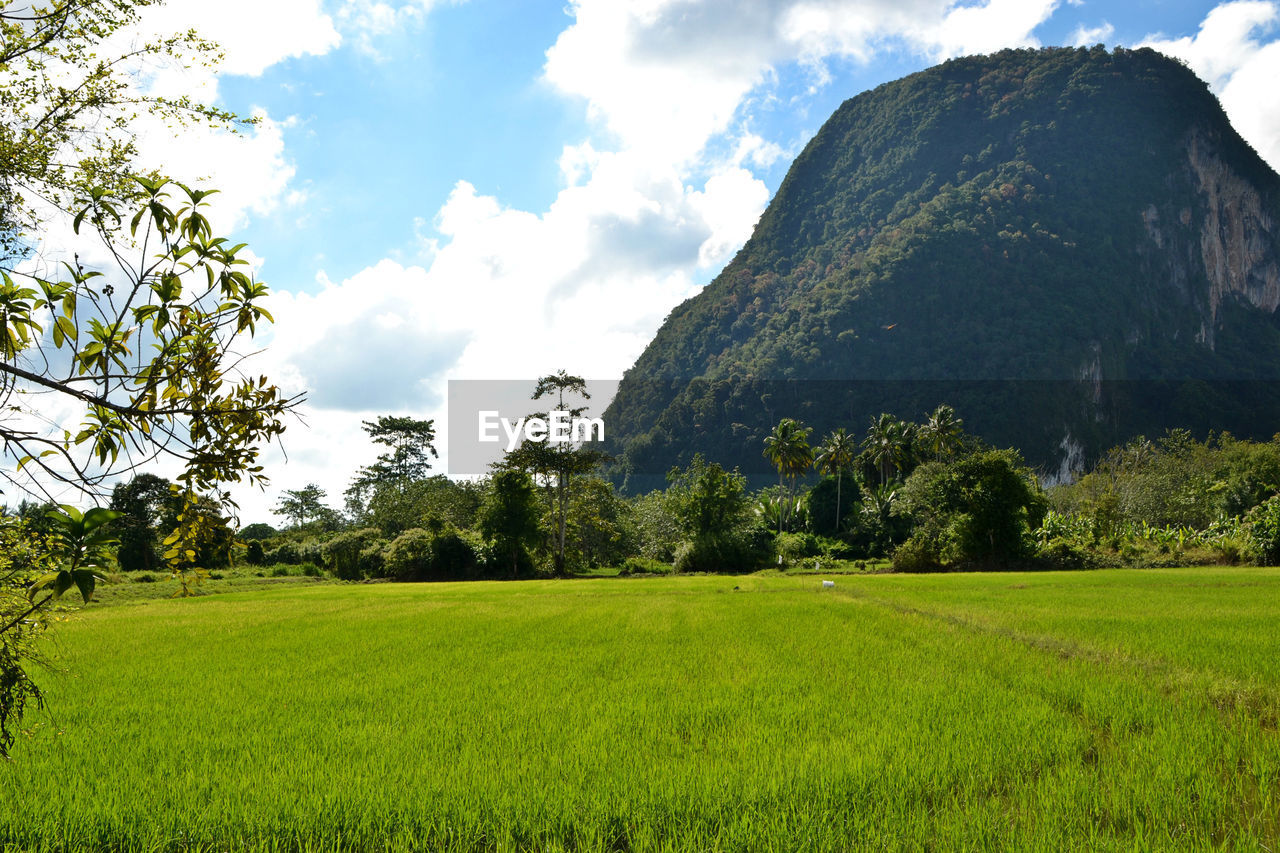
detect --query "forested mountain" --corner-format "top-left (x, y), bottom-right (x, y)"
top-left (603, 45), bottom-right (1280, 489)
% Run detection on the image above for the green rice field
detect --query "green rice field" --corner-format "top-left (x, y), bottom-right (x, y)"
top-left (3, 567), bottom-right (1279, 851)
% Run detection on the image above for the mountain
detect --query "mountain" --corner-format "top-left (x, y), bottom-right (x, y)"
top-left (602, 46), bottom-right (1280, 489)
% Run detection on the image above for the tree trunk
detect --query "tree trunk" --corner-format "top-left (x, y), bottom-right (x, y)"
top-left (555, 471), bottom-right (567, 576)
top-left (835, 471), bottom-right (842, 534)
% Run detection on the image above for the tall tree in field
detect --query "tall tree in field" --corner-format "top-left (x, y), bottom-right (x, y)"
top-left (345, 416), bottom-right (438, 533)
top-left (109, 472), bottom-right (177, 573)
top-left (815, 428), bottom-right (857, 534)
top-left (762, 418), bottom-right (813, 535)
top-left (528, 371), bottom-right (604, 575)
top-left (273, 483), bottom-right (329, 529)
top-left (359, 416), bottom-right (438, 488)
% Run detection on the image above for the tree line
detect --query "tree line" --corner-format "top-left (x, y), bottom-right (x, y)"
top-left (24, 395), bottom-right (1280, 594)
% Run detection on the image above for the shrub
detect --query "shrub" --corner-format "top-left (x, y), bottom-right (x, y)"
top-left (896, 450), bottom-right (1045, 569)
top-left (617, 556), bottom-right (670, 576)
top-left (245, 540), bottom-right (265, 566)
top-left (817, 536), bottom-right (858, 560)
top-left (1035, 538), bottom-right (1100, 571)
top-left (270, 564), bottom-right (291, 577)
top-left (385, 528), bottom-right (434, 581)
top-left (1212, 536), bottom-right (1247, 566)
top-left (631, 491), bottom-right (681, 562)
top-left (891, 536), bottom-right (944, 573)
top-left (299, 542), bottom-right (325, 567)
top-left (324, 528), bottom-right (385, 580)
top-left (673, 526), bottom-right (774, 574)
top-left (267, 542), bottom-right (300, 565)
top-left (358, 545), bottom-right (386, 579)
top-left (431, 530), bottom-right (479, 580)
top-left (776, 531), bottom-right (820, 564)
top-left (1247, 496), bottom-right (1280, 565)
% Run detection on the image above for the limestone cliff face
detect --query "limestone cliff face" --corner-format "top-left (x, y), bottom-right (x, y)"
top-left (1188, 130), bottom-right (1280, 333)
top-left (1136, 129), bottom-right (1280, 350)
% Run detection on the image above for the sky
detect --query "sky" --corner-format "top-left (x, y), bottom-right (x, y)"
top-left (31, 0), bottom-right (1280, 525)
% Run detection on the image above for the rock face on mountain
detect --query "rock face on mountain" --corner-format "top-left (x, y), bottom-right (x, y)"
top-left (602, 46), bottom-right (1280, 489)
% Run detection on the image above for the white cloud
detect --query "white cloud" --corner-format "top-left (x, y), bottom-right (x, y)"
top-left (105, 1), bottom-right (344, 230)
top-left (1071, 21), bottom-right (1115, 47)
top-left (915, 0), bottom-right (1057, 59)
top-left (234, 0), bottom-right (1066, 521)
top-left (335, 0), bottom-right (467, 55)
top-left (544, 0), bottom-right (1059, 164)
top-left (240, 154), bottom-right (766, 520)
top-left (1143, 1), bottom-right (1280, 170)
top-left (140, 0), bottom-right (342, 81)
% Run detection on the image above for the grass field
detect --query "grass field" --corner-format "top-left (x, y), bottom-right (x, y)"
top-left (2, 567), bottom-right (1279, 851)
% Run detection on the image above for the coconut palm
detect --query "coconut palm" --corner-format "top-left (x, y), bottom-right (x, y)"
top-left (862, 413), bottom-right (913, 486)
top-left (919, 403), bottom-right (963, 462)
top-left (815, 428), bottom-right (857, 533)
top-left (762, 418), bottom-right (813, 534)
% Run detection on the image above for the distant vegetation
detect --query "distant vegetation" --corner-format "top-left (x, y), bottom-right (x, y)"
top-left (10, 386), bottom-right (1280, 592)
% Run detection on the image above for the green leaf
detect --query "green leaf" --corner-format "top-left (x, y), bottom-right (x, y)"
top-left (54, 315), bottom-right (77, 346)
top-left (82, 507), bottom-right (124, 534)
top-left (71, 569), bottom-right (98, 603)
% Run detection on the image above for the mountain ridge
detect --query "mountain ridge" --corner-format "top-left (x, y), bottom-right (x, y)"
top-left (602, 45), bottom-right (1280, 489)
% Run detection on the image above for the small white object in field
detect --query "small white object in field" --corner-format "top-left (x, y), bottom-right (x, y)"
top-left (822, 580), bottom-right (835, 589)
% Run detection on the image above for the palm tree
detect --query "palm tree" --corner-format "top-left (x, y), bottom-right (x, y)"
top-left (919, 404), bottom-right (963, 462)
top-left (862, 413), bottom-right (913, 486)
top-left (861, 482), bottom-right (899, 556)
top-left (762, 418), bottom-right (813, 534)
top-left (815, 428), bottom-right (857, 533)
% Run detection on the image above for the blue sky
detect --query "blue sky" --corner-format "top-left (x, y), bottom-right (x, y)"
top-left (91, 0), bottom-right (1280, 521)
top-left (217, 0), bottom-right (1236, 289)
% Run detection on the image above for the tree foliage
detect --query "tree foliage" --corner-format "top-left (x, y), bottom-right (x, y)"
top-left (0, 513), bottom-right (49, 757)
top-left (814, 427), bottom-right (856, 533)
top-left (478, 469), bottom-right (540, 578)
top-left (895, 449), bottom-right (1046, 569)
top-left (0, 179), bottom-right (296, 569)
top-left (0, 0), bottom-right (237, 258)
top-left (108, 471), bottom-right (175, 572)
top-left (344, 416), bottom-right (439, 534)
top-left (762, 418), bottom-right (812, 533)
top-left (274, 483), bottom-right (329, 529)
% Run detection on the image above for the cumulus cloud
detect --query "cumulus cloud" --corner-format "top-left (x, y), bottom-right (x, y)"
top-left (105, 1), bottom-right (343, 230)
top-left (1143, 0), bottom-right (1280, 170)
top-left (267, 262), bottom-right (472, 411)
top-left (138, 0), bottom-right (342, 82)
top-left (1071, 21), bottom-right (1115, 47)
top-left (544, 0), bottom-right (1059, 163)
top-left (239, 0), bottom-right (1066, 521)
top-left (336, 0), bottom-right (469, 55)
